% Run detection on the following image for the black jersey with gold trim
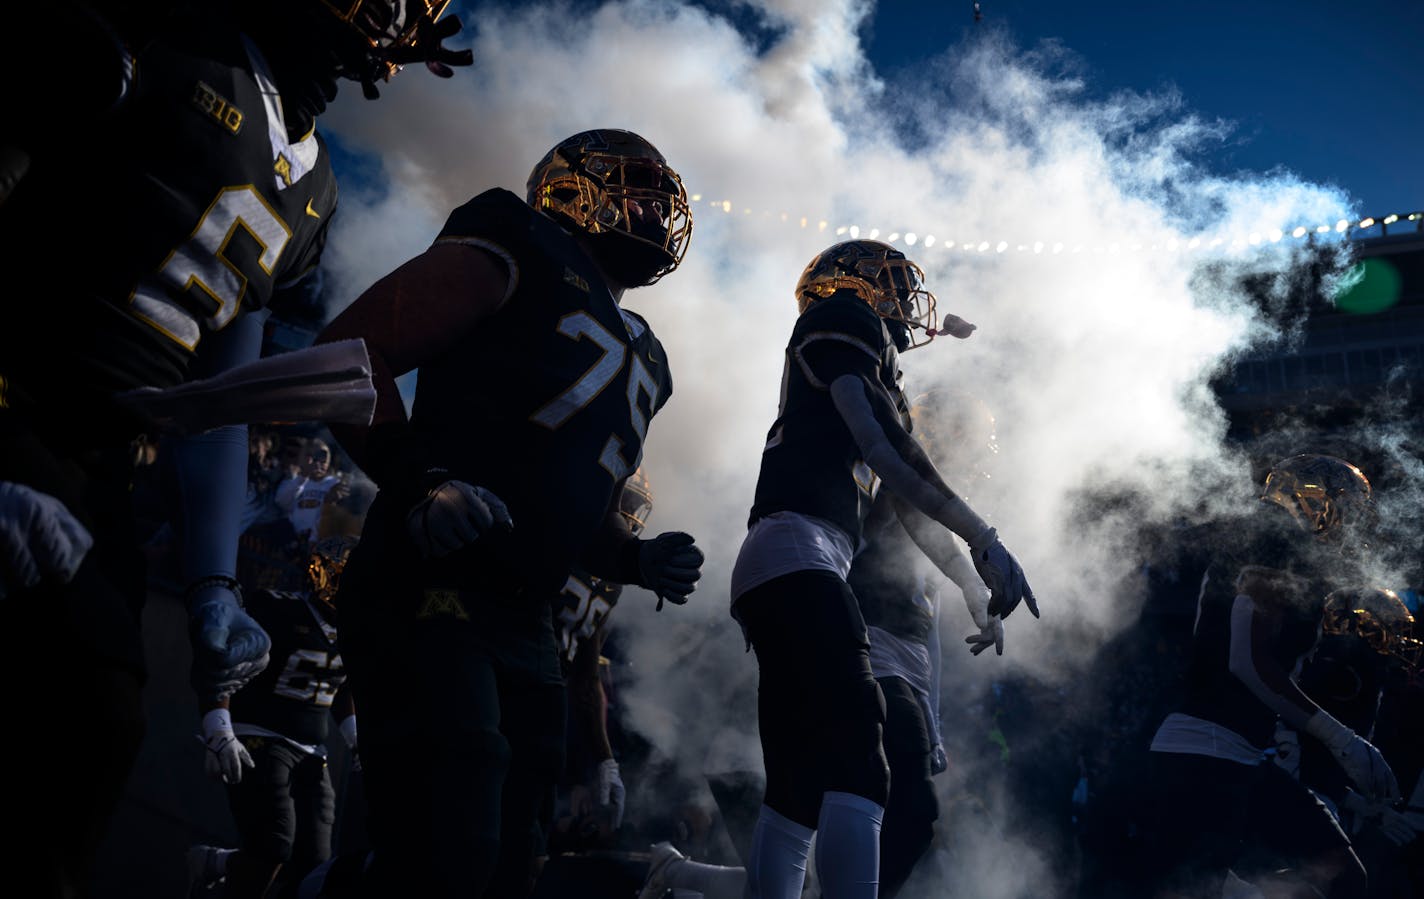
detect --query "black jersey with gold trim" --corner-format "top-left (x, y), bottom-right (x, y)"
top-left (403, 188), bottom-right (673, 601)
top-left (0, 12), bottom-right (337, 436)
top-left (229, 589), bottom-right (345, 747)
top-left (749, 293), bottom-right (907, 546)
top-left (553, 569), bottom-right (624, 665)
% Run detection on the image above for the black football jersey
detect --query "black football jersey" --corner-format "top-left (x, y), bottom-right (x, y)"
top-left (749, 293), bottom-right (907, 546)
top-left (230, 589), bottom-right (345, 746)
top-left (849, 493), bottom-right (933, 644)
top-left (1179, 505), bottom-right (1332, 749)
top-left (403, 188), bottom-right (673, 600)
top-left (553, 569), bottom-right (624, 665)
top-left (0, 13), bottom-right (337, 439)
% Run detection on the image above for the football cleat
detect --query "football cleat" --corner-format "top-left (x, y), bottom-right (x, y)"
top-left (637, 841), bottom-right (686, 899)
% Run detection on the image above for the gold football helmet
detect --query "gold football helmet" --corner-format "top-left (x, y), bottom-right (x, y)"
top-left (1322, 586), bottom-right (1421, 669)
top-left (795, 240), bottom-right (939, 350)
top-left (619, 468), bottom-right (654, 537)
top-left (527, 129), bottom-right (693, 286)
top-left (308, 535), bottom-right (358, 612)
top-left (1259, 454), bottom-right (1373, 539)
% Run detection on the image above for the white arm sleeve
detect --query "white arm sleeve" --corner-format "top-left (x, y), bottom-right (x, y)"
top-left (1226, 593), bottom-right (1318, 731)
top-left (828, 374), bottom-right (995, 549)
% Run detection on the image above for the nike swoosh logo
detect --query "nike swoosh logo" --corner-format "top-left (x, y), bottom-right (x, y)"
top-left (305, 199), bottom-right (321, 219)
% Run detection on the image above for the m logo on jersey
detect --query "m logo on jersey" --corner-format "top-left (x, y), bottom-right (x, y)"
top-left (418, 589), bottom-right (469, 621)
top-left (192, 81), bottom-right (243, 135)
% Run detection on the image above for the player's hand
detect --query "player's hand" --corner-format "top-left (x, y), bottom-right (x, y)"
top-left (189, 582), bottom-right (271, 703)
top-left (0, 481), bottom-right (93, 601)
top-left (201, 709), bottom-right (254, 785)
top-left (930, 744), bottom-right (949, 776)
top-left (596, 758), bottom-right (626, 830)
top-left (1342, 789), bottom-right (1418, 846)
top-left (969, 529), bottom-right (1038, 620)
top-left (387, 14), bottom-right (474, 77)
top-left (1307, 712), bottom-right (1399, 802)
top-left (957, 576), bottom-right (1002, 656)
top-left (965, 615), bottom-right (1004, 656)
top-left (406, 480), bottom-right (513, 559)
top-left (638, 531), bottom-right (703, 610)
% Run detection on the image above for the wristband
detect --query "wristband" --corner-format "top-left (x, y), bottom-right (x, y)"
top-left (185, 575), bottom-right (243, 610)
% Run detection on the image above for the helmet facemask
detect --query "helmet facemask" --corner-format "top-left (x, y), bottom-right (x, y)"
top-left (796, 242), bottom-right (940, 350)
top-left (529, 131), bottom-right (693, 287)
top-left (317, 1), bottom-right (459, 93)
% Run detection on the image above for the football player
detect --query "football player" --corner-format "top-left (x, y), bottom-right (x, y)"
top-left (550, 467), bottom-right (656, 850)
top-left (0, 3), bottom-right (470, 895)
top-left (314, 128), bottom-right (704, 898)
top-left (729, 240), bottom-right (1035, 899)
top-left (1141, 455), bottom-right (1398, 898)
top-left (189, 537), bottom-right (360, 899)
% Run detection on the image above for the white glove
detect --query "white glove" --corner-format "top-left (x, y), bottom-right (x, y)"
top-left (1342, 789), bottom-right (1418, 847)
top-left (406, 480), bottom-right (513, 559)
top-left (596, 758), bottom-right (626, 830)
top-left (202, 708), bottom-right (253, 785)
top-left (956, 571), bottom-right (1003, 656)
top-left (0, 482), bottom-right (93, 601)
top-left (967, 528), bottom-right (1038, 620)
top-left (1304, 710), bottom-right (1399, 801)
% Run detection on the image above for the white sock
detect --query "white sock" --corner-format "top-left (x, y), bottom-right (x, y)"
top-left (664, 856), bottom-right (747, 899)
top-left (813, 791), bottom-right (883, 899)
top-left (213, 847), bottom-right (236, 878)
top-left (743, 804), bottom-right (814, 899)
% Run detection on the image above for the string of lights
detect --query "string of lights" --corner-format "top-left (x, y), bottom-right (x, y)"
top-left (688, 193), bottom-right (1424, 254)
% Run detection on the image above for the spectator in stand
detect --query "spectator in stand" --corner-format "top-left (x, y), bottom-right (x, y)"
top-left (242, 429), bottom-right (286, 534)
top-left (275, 439), bottom-right (343, 548)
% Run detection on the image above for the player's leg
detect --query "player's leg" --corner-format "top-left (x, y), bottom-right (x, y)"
top-left (1243, 762), bottom-right (1365, 899)
top-left (487, 676), bottom-right (566, 897)
top-left (876, 676), bottom-right (938, 899)
top-left (224, 739), bottom-right (301, 898)
top-left (274, 751), bottom-right (336, 899)
top-left (737, 570), bottom-right (889, 899)
top-left (343, 598), bottom-right (510, 899)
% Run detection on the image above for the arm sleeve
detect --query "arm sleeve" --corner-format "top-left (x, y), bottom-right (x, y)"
top-left (316, 241), bottom-right (512, 485)
top-left (829, 374), bottom-right (995, 550)
top-left (1226, 593), bottom-right (1321, 731)
top-left (170, 308), bottom-right (268, 599)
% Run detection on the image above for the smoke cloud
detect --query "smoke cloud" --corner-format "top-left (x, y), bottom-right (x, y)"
top-left (316, 2), bottom-right (1397, 894)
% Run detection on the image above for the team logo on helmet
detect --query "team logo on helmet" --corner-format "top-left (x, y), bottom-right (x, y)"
top-left (527, 129), bottom-right (693, 286)
top-left (795, 240), bottom-right (940, 349)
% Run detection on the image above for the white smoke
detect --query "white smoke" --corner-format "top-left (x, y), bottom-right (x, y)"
top-left (315, 2), bottom-right (1372, 894)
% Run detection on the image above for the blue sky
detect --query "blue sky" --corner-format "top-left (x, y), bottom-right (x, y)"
top-left (861, 1), bottom-right (1423, 217)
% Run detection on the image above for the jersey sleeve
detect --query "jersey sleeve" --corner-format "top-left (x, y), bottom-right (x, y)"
top-left (433, 187), bottom-right (529, 297)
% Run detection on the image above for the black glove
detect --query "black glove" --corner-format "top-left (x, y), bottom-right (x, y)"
top-left (970, 530), bottom-right (1038, 620)
top-left (637, 531), bottom-right (703, 610)
top-left (387, 15), bottom-right (474, 78)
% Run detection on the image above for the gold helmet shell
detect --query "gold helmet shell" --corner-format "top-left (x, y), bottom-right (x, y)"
top-left (794, 240), bottom-right (939, 349)
top-left (619, 468), bottom-right (654, 537)
top-left (1259, 454), bottom-right (1373, 539)
top-left (307, 535), bottom-right (358, 611)
top-left (527, 129), bottom-right (693, 286)
top-left (1322, 586), bottom-right (1420, 667)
